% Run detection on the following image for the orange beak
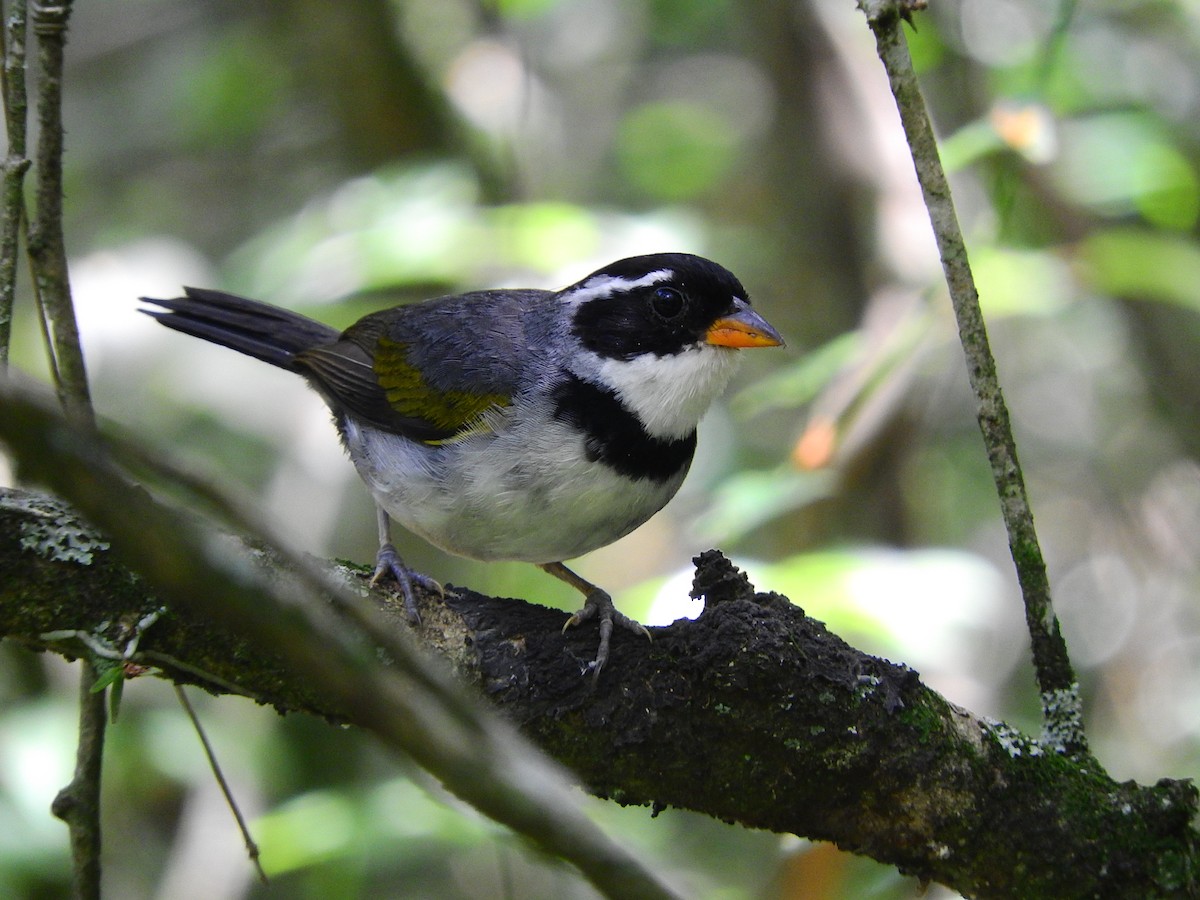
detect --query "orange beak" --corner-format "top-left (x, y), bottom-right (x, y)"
top-left (706, 298), bottom-right (785, 349)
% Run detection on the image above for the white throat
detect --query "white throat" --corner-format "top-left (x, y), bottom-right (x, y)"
top-left (596, 345), bottom-right (743, 440)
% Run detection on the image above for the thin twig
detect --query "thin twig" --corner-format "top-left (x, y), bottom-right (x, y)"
top-left (27, 0), bottom-right (91, 424)
top-left (174, 686), bottom-right (269, 885)
top-left (20, 3), bottom-right (110, 892)
top-left (138, 650), bottom-right (262, 701)
top-left (0, 0), bottom-right (30, 366)
top-left (50, 660), bottom-right (107, 900)
top-left (856, 0), bottom-right (1086, 756)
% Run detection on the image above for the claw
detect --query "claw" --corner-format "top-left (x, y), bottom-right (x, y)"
top-left (370, 507), bottom-right (443, 624)
top-left (371, 542), bottom-right (442, 625)
top-left (542, 562), bottom-right (650, 680)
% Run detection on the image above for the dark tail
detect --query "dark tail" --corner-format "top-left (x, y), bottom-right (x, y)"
top-left (140, 287), bottom-right (339, 371)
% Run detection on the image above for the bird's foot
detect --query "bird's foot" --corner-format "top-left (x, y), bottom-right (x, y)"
top-left (370, 542), bottom-right (443, 625)
top-left (563, 587), bottom-right (651, 681)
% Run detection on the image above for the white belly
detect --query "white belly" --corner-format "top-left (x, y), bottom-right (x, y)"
top-left (340, 416), bottom-right (687, 563)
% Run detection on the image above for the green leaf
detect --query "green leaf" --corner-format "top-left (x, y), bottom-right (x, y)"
top-left (1055, 113), bottom-right (1200, 230)
top-left (971, 245), bottom-right (1073, 317)
top-left (108, 676), bottom-right (125, 723)
top-left (1077, 229), bottom-right (1200, 311)
top-left (89, 661), bottom-right (123, 694)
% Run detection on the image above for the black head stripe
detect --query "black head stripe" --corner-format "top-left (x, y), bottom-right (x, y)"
top-left (567, 253), bottom-right (750, 361)
top-left (552, 376), bottom-right (696, 482)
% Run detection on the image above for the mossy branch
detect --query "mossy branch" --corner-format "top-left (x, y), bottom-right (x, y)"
top-left (0, 377), bottom-right (682, 900)
top-left (1, 380), bottom-right (1196, 899)
top-left (856, 0), bottom-right (1084, 756)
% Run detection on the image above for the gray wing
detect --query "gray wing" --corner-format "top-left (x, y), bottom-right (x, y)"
top-left (295, 288), bottom-right (557, 442)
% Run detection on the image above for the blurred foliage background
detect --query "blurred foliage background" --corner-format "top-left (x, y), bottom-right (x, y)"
top-left (2, 0), bottom-right (1200, 897)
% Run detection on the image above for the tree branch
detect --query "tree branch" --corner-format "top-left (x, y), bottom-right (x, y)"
top-left (26, 0), bottom-right (90, 423)
top-left (13, 5), bottom-right (109, 892)
top-left (0, 377), bottom-right (682, 900)
top-left (0, 0), bottom-right (30, 367)
top-left (856, 0), bottom-right (1083, 755)
top-left (49, 661), bottom-right (105, 900)
top-left (1, 381), bottom-right (1196, 899)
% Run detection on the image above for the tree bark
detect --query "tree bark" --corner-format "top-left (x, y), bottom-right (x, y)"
top-left (3, 487), bottom-right (1196, 899)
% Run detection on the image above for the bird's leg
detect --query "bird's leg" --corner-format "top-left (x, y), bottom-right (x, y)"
top-left (540, 561), bottom-right (651, 679)
top-left (370, 506), bottom-right (442, 624)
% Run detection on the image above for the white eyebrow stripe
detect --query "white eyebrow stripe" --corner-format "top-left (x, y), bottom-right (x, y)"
top-left (561, 268), bottom-right (674, 305)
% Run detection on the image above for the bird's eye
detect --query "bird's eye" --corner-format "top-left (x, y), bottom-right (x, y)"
top-left (650, 286), bottom-right (686, 320)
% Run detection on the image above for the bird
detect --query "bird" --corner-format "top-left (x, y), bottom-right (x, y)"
top-left (142, 253), bottom-right (784, 677)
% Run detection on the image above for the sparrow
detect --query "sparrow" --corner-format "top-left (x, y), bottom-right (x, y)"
top-left (142, 253), bottom-right (783, 677)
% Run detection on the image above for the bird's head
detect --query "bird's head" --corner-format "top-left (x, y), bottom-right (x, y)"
top-left (559, 253), bottom-right (784, 439)
top-left (562, 252), bottom-right (783, 359)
